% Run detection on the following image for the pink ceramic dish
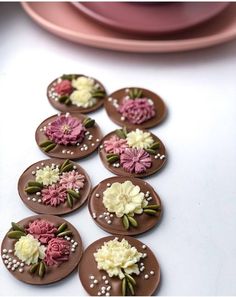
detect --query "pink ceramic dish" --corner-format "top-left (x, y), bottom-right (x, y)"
top-left (72, 2), bottom-right (229, 35)
top-left (21, 2), bottom-right (236, 53)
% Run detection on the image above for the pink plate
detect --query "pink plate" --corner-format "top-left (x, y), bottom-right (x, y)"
top-left (72, 2), bottom-right (229, 35)
top-left (21, 2), bottom-right (236, 53)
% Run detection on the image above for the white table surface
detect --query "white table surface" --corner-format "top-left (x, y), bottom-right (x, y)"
top-left (0, 2), bottom-right (236, 296)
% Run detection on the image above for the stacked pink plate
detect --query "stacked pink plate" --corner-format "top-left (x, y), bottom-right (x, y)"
top-left (22, 2), bottom-right (236, 53)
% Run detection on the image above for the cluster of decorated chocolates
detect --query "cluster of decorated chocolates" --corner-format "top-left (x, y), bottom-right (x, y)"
top-left (1, 74), bottom-right (168, 296)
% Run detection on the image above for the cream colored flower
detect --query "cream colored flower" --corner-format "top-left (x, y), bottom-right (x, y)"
top-left (94, 238), bottom-right (142, 279)
top-left (103, 181), bottom-right (148, 218)
top-left (71, 76), bottom-right (95, 92)
top-left (126, 129), bottom-right (154, 149)
top-left (14, 234), bottom-right (46, 265)
top-left (35, 165), bottom-right (60, 186)
top-left (70, 89), bottom-right (97, 108)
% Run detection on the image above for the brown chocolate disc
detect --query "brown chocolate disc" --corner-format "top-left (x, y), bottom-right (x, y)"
top-left (18, 158), bottom-right (92, 215)
top-left (99, 128), bottom-right (167, 178)
top-left (88, 176), bottom-right (162, 235)
top-left (79, 235), bottom-right (160, 296)
top-left (1, 215), bottom-right (83, 285)
top-left (104, 87), bottom-right (167, 129)
top-left (47, 74), bottom-right (107, 113)
top-left (35, 112), bottom-right (103, 160)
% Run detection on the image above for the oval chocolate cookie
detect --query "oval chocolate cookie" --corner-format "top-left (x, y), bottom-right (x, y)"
top-left (35, 112), bottom-right (103, 160)
top-left (79, 235), bottom-right (160, 296)
top-left (88, 176), bottom-right (162, 236)
top-left (18, 158), bottom-right (92, 215)
top-left (1, 215), bottom-right (83, 285)
top-left (104, 87), bottom-right (166, 129)
top-left (47, 74), bottom-right (107, 113)
top-left (99, 127), bottom-right (167, 178)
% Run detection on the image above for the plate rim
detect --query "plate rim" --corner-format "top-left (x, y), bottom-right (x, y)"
top-left (21, 2), bottom-right (236, 53)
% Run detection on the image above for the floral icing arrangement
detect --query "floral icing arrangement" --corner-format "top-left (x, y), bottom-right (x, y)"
top-left (24, 160), bottom-right (85, 209)
top-left (3, 219), bottom-right (78, 278)
top-left (117, 88), bottom-right (156, 125)
top-left (91, 237), bottom-right (157, 296)
top-left (102, 181), bottom-right (161, 230)
top-left (100, 127), bottom-right (166, 175)
top-left (39, 114), bottom-right (94, 153)
top-left (48, 75), bottom-right (106, 109)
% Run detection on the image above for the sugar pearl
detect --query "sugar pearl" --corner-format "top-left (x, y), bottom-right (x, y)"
top-left (13, 259), bottom-right (17, 264)
top-left (142, 245), bottom-right (146, 249)
top-left (90, 284), bottom-right (94, 288)
top-left (3, 249), bottom-right (7, 253)
top-left (102, 276), bottom-right (106, 280)
top-left (106, 286), bottom-right (111, 291)
top-left (20, 263), bottom-right (24, 267)
top-left (105, 280), bottom-right (109, 284)
top-left (95, 193), bottom-right (100, 198)
top-left (150, 271), bottom-right (155, 275)
top-left (144, 274), bottom-right (149, 279)
top-left (19, 268), bottom-right (23, 273)
top-left (94, 279), bottom-right (98, 284)
top-left (90, 275), bottom-right (95, 280)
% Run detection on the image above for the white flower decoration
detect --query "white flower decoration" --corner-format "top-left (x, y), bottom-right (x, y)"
top-left (103, 181), bottom-right (148, 218)
top-left (14, 234), bottom-right (46, 265)
top-left (126, 129), bottom-right (154, 149)
top-left (94, 238), bottom-right (142, 279)
top-left (35, 165), bottom-right (60, 186)
top-left (71, 76), bottom-right (95, 92)
top-left (70, 89), bottom-right (97, 108)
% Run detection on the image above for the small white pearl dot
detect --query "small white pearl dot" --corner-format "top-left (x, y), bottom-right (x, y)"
top-left (144, 274), bottom-right (149, 279)
top-left (90, 284), bottom-right (94, 288)
top-left (94, 279), bottom-right (98, 284)
top-left (102, 276), bottom-right (106, 280)
top-left (19, 268), bottom-right (23, 273)
top-left (105, 280), bottom-right (109, 284)
top-left (90, 275), bottom-right (95, 280)
top-left (150, 270), bottom-right (155, 275)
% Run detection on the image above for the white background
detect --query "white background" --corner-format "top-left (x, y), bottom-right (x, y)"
top-left (0, 3), bottom-right (236, 296)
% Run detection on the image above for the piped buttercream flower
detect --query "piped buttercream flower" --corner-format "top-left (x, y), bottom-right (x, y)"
top-left (59, 170), bottom-right (85, 190)
top-left (35, 165), bottom-right (60, 186)
top-left (44, 238), bottom-right (71, 266)
top-left (72, 76), bottom-right (95, 91)
top-left (55, 80), bottom-right (73, 96)
top-left (14, 234), bottom-right (46, 265)
top-left (118, 98), bottom-right (155, 124)
top-left (120, 148), bottom-right (152, 174)
top-left (103, 181), bottom-right (148, 217)
top-left (94, 238), bottom-right (142, 279)
top-left (70, 89), bottom-right (96, 108)
top-left (26, 219), bottom-right (57, 244)
top-left (45, 115), bottom-right (86, 145)
top-left (126, 129), bottom-right (154, 149)
top-left (41, 184), bottom-right (67, 207)
top-left (104, 135), bottom-right (128, 154)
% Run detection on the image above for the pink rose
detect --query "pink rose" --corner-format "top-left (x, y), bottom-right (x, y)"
top-left (45, 238), bottom-right (71, 266)
top-left (26, 219), bottom-right (57, 244)
top-left (55, 80), bottom-right (73, 95)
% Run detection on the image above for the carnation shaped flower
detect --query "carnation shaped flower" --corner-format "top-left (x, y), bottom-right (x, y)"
top-left (41, 184), bottom-right (67, 207)
top-left (45, 115), bottom-right (86, 145)
top-left (104, 135), bottom-right (128, 154)
top-left (72, 76), bottom-right (95, 92)
top-left (126, 129), bottom-right (154, 149)
top-left (36, 165), bottom-right (60, 186)
top-left (55, 80), bottom-right (73, 96)
top-left (103, 181), bottom-right (148, 217)
top-left (70, 89), bottom-right (96, 108)
top-left (118, 98), bottom-right (155, 124)
top-left (94, 238), bottom-right (142, 279)
top-left (14, 234), bottom-right (46, 265)
top-left (26, 219), bottom-right (57, 244)
top-left (59, 170), bottom-right (85, 190)
top-left (44, 238), bottom-right (71, 266)
top-left (120, 148), bottom-right (152, 174)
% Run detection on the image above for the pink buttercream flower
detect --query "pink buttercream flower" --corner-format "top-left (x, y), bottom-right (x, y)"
top-left (55, 80), bottom-right (73, 96)
top-left (44, 238), bottom-right (71, 266)
top-left (120, 148), bottom-right (152, 174)
top-left (118, 98), bottom-right (156, 124)
top-left (59, 170), bottom-right (85, 190)
top-left (41, 184), bottom-right (67, 207)
top-left (104, 135), bottom-right (128, 154)
top-left (45, 115), bottom-right (86, 145)
top-left (26, 219), bottom-right (57, 244)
